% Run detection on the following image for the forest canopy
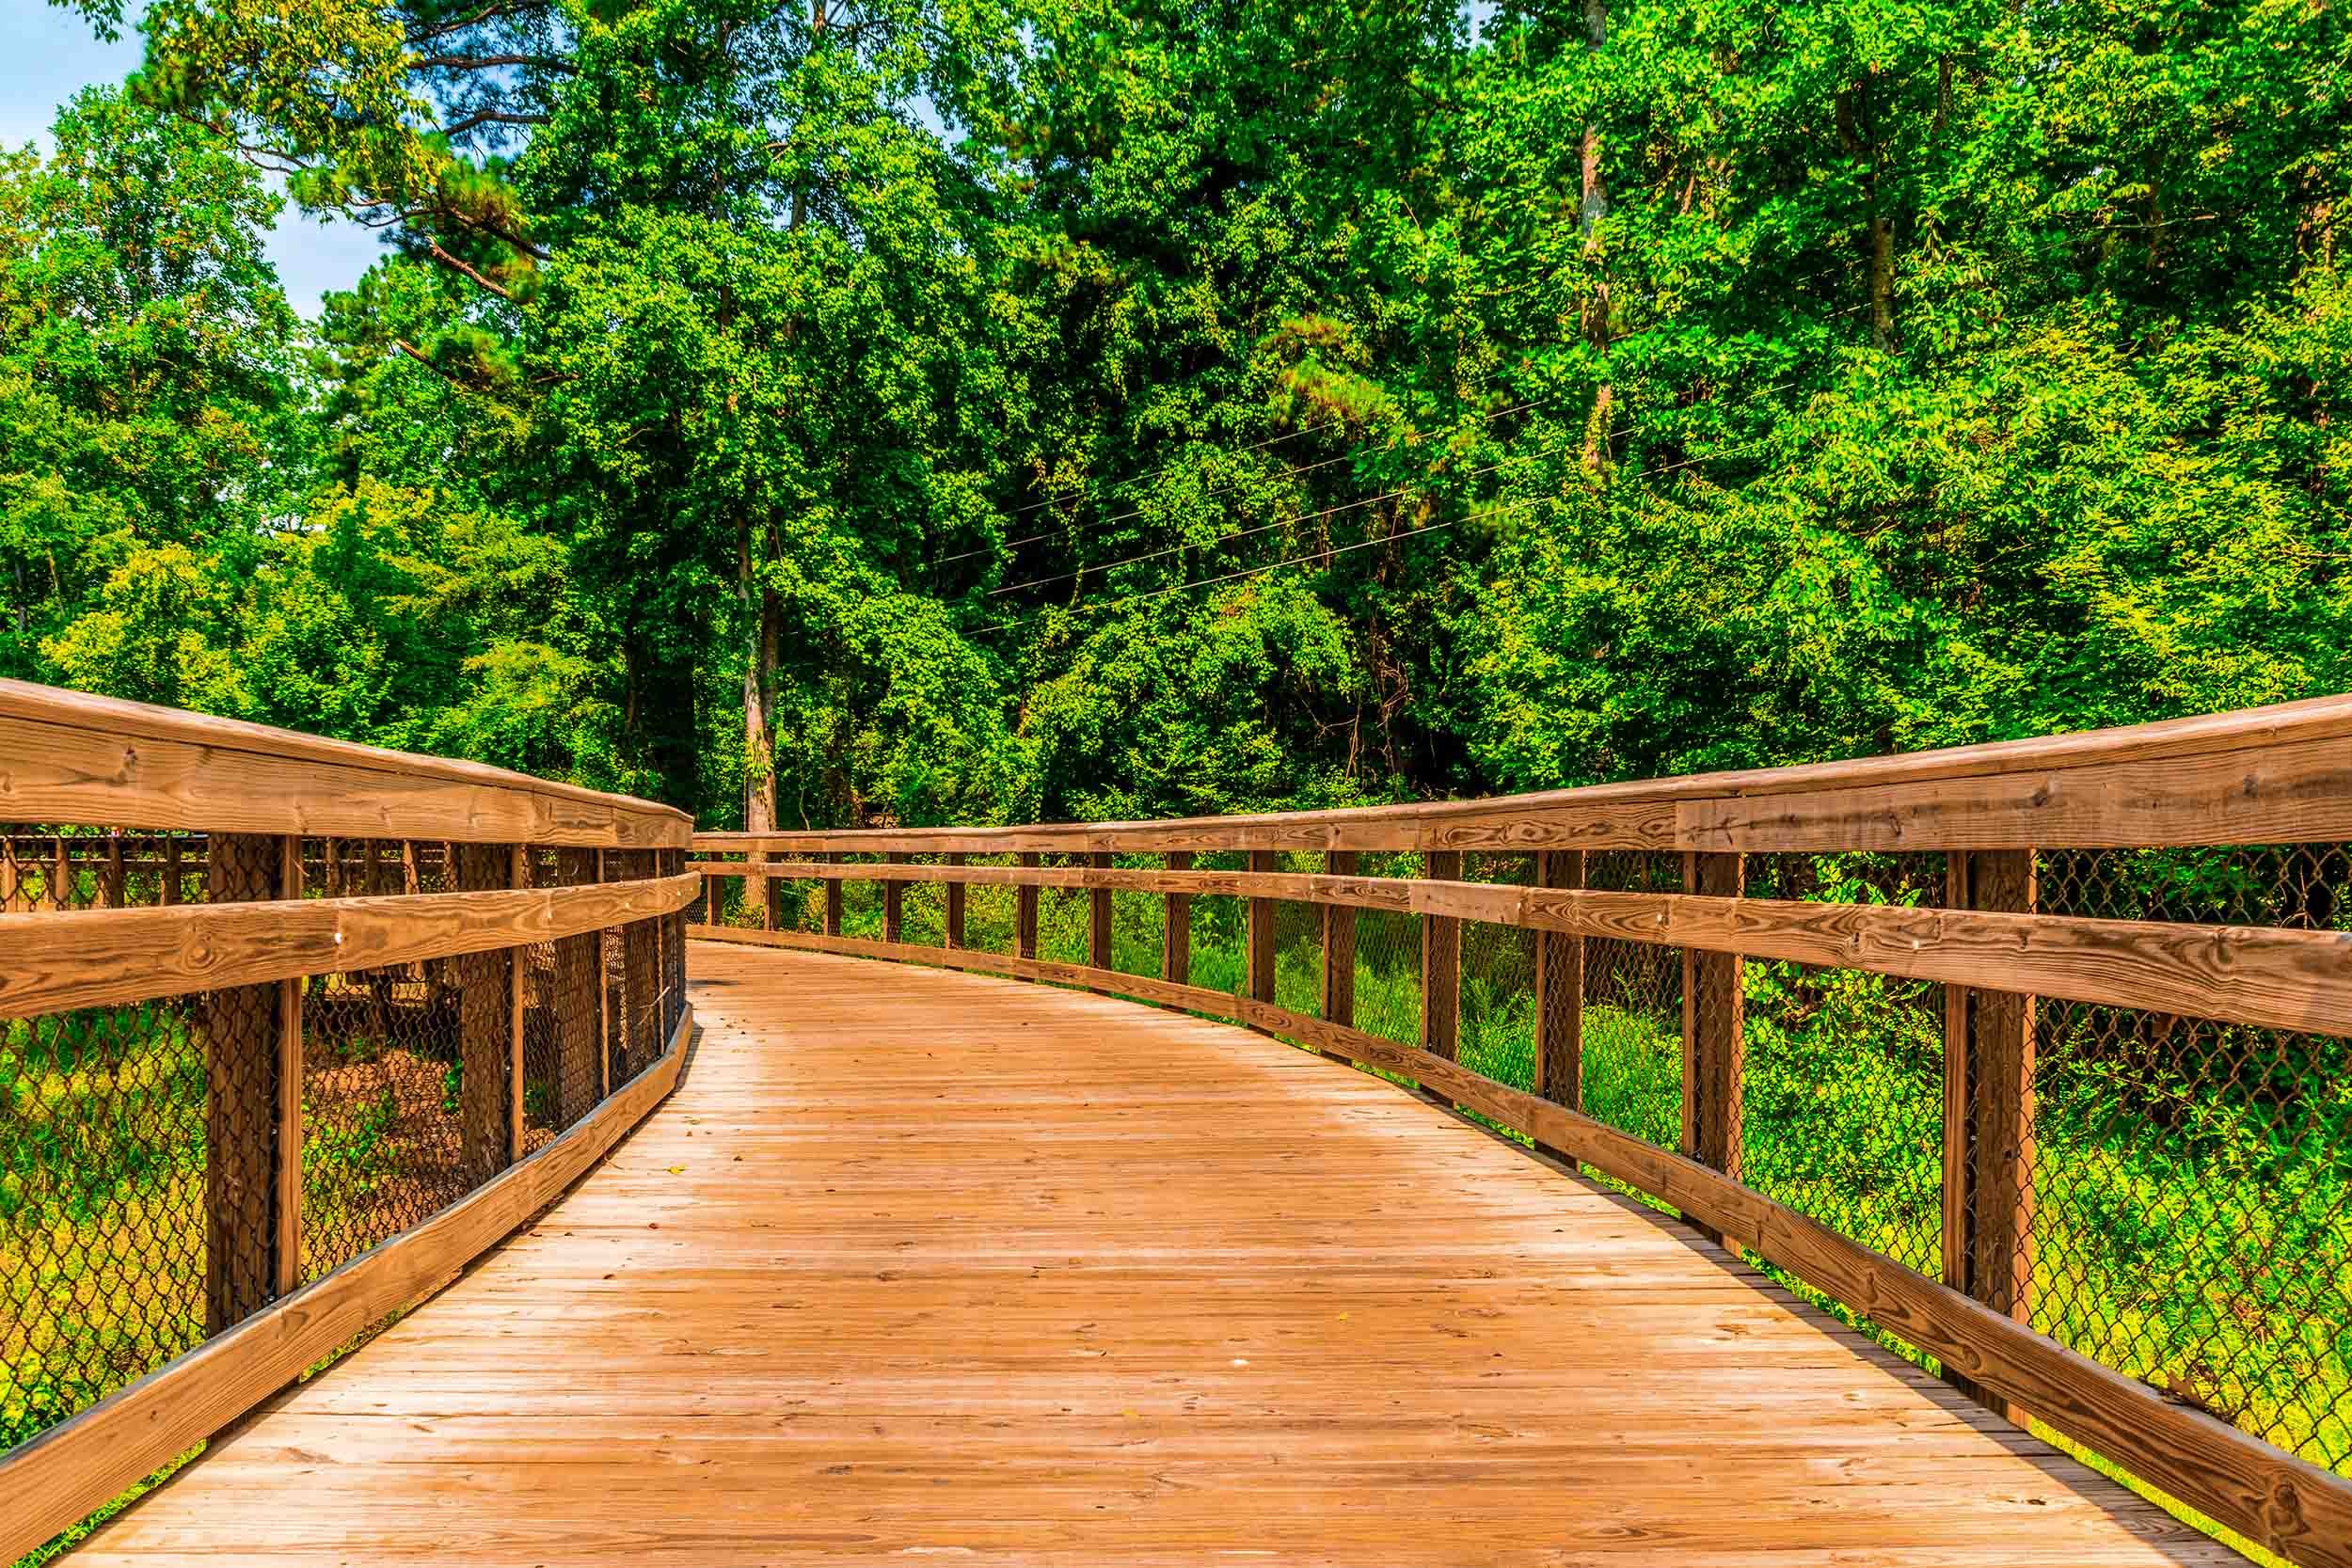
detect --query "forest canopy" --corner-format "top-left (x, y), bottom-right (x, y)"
top-left (8, 0), bottom-right (2351, 828)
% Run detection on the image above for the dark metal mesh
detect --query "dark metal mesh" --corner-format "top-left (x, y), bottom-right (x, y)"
top-left (961, 853), bottom-right (1018, 955)
top-left (901, 856), bottom-right (948, 949)
top-left (1579, 851), bottom-right (1683, 1154)
top-left (1268, 850), bottom-right (1322, 1014)
top-left (2030, 846), bottom-right (2352, 1476)
top-left (1186, 850), bottom-right (1249, 995)
top-left (1740, 853), bottom-right (1948, 1281)
top-left (1037, 854), bottom-right (1090, 967)
top-left (1460, 853), bottom-right (1534, 1091)
top-left (1, 996), bottom-right (208, 1451)
top-left (1351, 850), bottom-right (1423, 1046)
top-left (1109, 857), bottom-right (1163, 980)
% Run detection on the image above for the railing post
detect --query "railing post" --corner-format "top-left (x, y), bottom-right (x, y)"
top-left (596, 848), bottom-right (612, 1099)
top-left (704, 865), bottom-right (723, 927)
top-left (1248, 849), bottom-right (1278, 1004)
top-left (946, 852), bottom-right (966, 949)
top-left (884, 851), bottom-right (906, 946)
top-left (1947, 847), bottom-right (2039, 1408)
top-left (824, 850), bottom-right (844, 936)
top-left (1017, 851), bottom-right (1040, 960)
top-left (202, 832), bottom-right (284, 1333)
top-left (274, 834), bottom-right (304, 1299)
top-left (1421, 850), bottom-right (1462, 1060)
top-left (163, 835), bottom-right (181, 906)
top-left (103, 832), bottom-right (124, 909)
top-left (1681, 851), bottom-right (1745, 1247)
top-left (554, 848), bottom-right (602, 1127)
top-left (1534, 849), bottom-right (1584, 1109)
top-left (508, 845), bottom-right (529, 1165)
top-left (453, 844), bottom-right (515, 1181)
top-left (623, 857), bottom-right (659, 1071)
top-left (3, 836), bottom-right (18, 911)
top-left (53, 835), bottom-right (69, 910)
top-left (1163, 851), bottom-right (1191, 986)
top-left (1089, 851), bottom-right (1113, 970)
top-left (1323, 849), bottom-right (1357, 1028)
top-left (763, 847), bottom-right (783, 929)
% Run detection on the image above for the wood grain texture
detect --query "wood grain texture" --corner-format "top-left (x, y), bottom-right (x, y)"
top-left (691, 857), bottom-right (2352, 1037)
top-left (0, 874), bottom-right (698, 1021)
top-left (3, 1006), bottom-right (692, 1566)
top-left (675, 927), bottom-right (2352, 1565)
top-left (61, 942), bottom-right (2253, 1567)
top-left (691, 690), bottom-right (2352, 854)
top-left (0, 678), bottom-right (689, 847)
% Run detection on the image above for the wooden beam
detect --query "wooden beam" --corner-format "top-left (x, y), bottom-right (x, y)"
top-left (273, 835), bottom-right (304, 1300)
top-left (823, 851), bottom-right (843, 937)
top-left (508, 846), bottom-right (529, 1165)
top-left (0, 874), bottom-right (698, 1020)
top-left (688, 858), bottom-right (2352, 1040)
top-left (1422, 851), bottom-right (1462, 1061)
top-left (1954, 848), bottom-right (2038, 1412)
top-left (1163, 851), bottom-right (1191, 987)
top-left (1089, 852), bottom-right (1114, 970)
top-left (1016, 852), bottom-right (1039, 960)
top-left (1248, 850), bottom-right (1278, 1005)
top-left (883, 852), bottom-right (906, 947)
top-left (945, 853), bottom-right (966, 949)
top-left (1322, 849), bottom-right (1357, 1029)
top-left (203, 832), bottom-right (281, 1335)
top-left (553, 849), bottom-right (602, 1129)
top-left (1534, 849), bottom-right (1583, 1109)
top-left (0, 677), bottom-right (691, 847)
top-left (0, 1003), bottom-right (693, 1568)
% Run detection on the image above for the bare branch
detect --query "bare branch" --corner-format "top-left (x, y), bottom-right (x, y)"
top-left (426, 242), bottom-right (515, 299)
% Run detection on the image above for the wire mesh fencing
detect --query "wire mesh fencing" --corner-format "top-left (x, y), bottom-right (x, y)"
top-left (1737, 852), bottom-right (1948, 1283)
top-left (2026, 845), bottom-right (2352, 1477)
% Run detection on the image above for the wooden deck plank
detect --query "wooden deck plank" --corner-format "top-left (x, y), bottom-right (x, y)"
top-left (67, 942), bottom-right (2245, 1566)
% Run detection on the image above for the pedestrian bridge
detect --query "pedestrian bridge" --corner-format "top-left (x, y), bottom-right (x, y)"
top-left (1, 679), bottom-right (2348, 1565)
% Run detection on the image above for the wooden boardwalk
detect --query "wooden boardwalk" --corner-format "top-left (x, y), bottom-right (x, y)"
top-left (72, 942), bottom-right (2242, 1565)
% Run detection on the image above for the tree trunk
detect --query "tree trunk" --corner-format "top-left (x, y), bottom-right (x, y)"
top-left (1580, 0), bottom-right (1612, 471)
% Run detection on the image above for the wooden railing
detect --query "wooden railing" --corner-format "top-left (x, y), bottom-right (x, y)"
top-left (0, 680), bottom-right (697, 1560)
top-left (690, 694), bottom-right (2352, 1568)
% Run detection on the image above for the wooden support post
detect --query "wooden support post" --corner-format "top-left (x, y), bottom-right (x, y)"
top-left (1947, 848), bottom-right (2039, 1408)
top-left (2, 837), bottom-right (18, 912)
top-left (596, 849), bottom-right (612, 1100)
top-left (1680, 852), bottom-right (1745, 1248)
top-left (203, 833), bottom-right (282, 1333)
top-left (453, 844), bottom-right (514, 1183)
top-left (163, 836), bottom-right (182, 907)
top-left (274, 835), bottom-right (303, 1299)
top-left (1323, 849), bottom-right (1358, 1029)
top-left (53, 836), bottom-right (69, 911)
top-left (1017, 852), bottom-right (1040, 960)
top-left (762, 849), bottom-right (782, 930)
top-left (946, 853), bottom-right (966, 949)
top-left (1422, 850), bottom-right (1462, 1060)
top-left (1089, 851), bottom-right (1114, 970)
top-left (102, 833), bottom-right (124, 910)
top-left (623, 866), bottom-right (659, 1073)
top-left (1534, 849), bottom-right (1585, 1109)
top-left (824, 851), bottom-right (844, 937)
top-left (704, 870), bottom-right (723, 927)
top-left (1248, 849), bottom-right (1279, 1004)
top-left (508, 846), bottom-right (529, 1165)
top-left (1163, 851), bottom-right (1192, 987)
top-left (884, 852), bottom-right (906, 947)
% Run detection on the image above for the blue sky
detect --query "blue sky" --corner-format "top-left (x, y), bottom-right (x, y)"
top-left (3, 0), bottom-right (384, 313)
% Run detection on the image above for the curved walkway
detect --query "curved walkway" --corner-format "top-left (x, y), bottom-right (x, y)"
top-left (72, 941), bottom-right (2241, 1564)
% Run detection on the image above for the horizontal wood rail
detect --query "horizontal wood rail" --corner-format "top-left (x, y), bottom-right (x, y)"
top-left (697, 690), bottom-right (2352, 854)
top-left (0, 680), bottom-right (698, 1561)
top-left (1, 873), bottom-right (698, 1018)
top-left (0, 677), bottom-right (691, 846)
top-left (692, 857), bottom-right (2352, 1036)
top-left (690, 694), bottom-right (2352, 1568)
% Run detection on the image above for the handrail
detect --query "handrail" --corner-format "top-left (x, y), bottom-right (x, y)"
top-left (0, 681), bottom-right (696, 1561)
top-left (689, 697), bottom-right (2352, 1568)
top-left (695, 689), bottom-right (2352, 852)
